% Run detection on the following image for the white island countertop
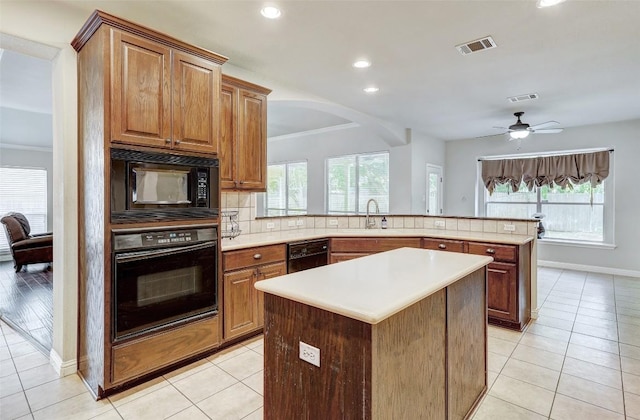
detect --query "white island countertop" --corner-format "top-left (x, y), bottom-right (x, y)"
top-left (254, 247), bottom-right (493, 324)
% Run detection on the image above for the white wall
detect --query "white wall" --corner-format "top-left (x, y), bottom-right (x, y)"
top-left (445, 119), bottom-right (640, 273)
top-left (0, 147), bottom-right (54, 231)
top-left (267, 126), bottom-right (445, 214)
top-left (1, 1), bottom-right (82, 375)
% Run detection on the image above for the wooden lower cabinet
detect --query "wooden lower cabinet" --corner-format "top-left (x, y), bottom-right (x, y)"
top-left (468, 241), bottom-right (530, 330)
top-left (223, 244), bottom-right (286, 341)
top-left (486, 262), bottom-right (518, 323)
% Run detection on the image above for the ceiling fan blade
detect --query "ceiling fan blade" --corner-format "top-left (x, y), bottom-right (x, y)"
top-left (529, 120), bottom-right (560, 130)
top-left (533, 128), bottom-right (564, 134)
top-left (476, 132), bottom-right (508, 139)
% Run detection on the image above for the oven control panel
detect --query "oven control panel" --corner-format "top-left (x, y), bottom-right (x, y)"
top-left (142, 230), bottom-right (196, 246)
top-left (113, 226), bottom-right (217, 251)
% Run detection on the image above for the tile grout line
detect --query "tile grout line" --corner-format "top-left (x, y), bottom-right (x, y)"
top-left (614, 273), bottom-right (628, 420)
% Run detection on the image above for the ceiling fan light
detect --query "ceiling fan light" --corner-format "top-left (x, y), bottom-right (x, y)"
top-left (353, 60), bottom-right (371, 69)
top-left (510, 130), bottom-right (530, 140)
top-left (260, 6), bottom-right (282, 19)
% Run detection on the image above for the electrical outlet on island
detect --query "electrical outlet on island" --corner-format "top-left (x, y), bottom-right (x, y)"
top-left (434, 220), bottom-right (446, 228)
top-left (299, 341), bottom-right (320, 367)
top-left (503, 224), bottom-right (516, 232)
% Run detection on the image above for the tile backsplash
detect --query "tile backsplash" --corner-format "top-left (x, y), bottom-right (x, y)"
top-left (221, 192), bottom-right (539, 237)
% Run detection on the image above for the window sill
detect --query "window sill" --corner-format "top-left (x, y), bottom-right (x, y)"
top-left (538, 238), bottom-right (616, 250)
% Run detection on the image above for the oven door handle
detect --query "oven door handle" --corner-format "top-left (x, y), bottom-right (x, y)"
top-left (115, 241), bottom-right (217, 263)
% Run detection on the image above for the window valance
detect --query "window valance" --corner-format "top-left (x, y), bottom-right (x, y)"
top-left (481, 150), bottom-right (610, 194)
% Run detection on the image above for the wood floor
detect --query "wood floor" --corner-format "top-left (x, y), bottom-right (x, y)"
top-left (0, 261), bottom-right (52, 352)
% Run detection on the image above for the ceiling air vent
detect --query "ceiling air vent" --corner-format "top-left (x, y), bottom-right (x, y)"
top-left (455, 36), bottom-right (497, 56)
top-left (507, 93), bottom-right (539, 103)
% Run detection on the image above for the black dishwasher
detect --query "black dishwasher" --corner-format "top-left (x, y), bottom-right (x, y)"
top-left (287, 239), bottom-right (329, 273)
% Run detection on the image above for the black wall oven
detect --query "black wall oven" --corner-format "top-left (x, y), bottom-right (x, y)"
top-left (112, 225), bottom-right (218, 341)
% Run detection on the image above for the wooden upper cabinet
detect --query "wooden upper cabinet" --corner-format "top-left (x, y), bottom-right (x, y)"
top-left (112, 30), bottom-right (172, 149)
top-left (72, 11), bottom-right (229, 155)
top-left (172, 51), bottom-right (221, 154)
top-left (220, 84), bottom-right (236, 187)
top-left (111, 32), bottom-right (221, 154)
top-left (236, 89), bottom-right (267, 189)
top-left (220, 75), bottom-right (271, 190)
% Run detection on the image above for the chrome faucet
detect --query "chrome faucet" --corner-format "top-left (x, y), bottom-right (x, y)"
top-left (365, 198), bottom-right (380, 229)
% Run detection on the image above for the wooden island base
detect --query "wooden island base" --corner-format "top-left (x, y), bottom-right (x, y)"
top-left (263, 267), bottom-right (487, 419)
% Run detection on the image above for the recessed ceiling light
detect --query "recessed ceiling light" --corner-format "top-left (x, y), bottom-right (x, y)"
top-left (537, 0), bottom-right (565, 8)
top-left (363, 87), bottom-right (379, 94)
top-left (353, 60), bottom-right (371, 69)
top-left (260, 6), bottom-right (281, 19)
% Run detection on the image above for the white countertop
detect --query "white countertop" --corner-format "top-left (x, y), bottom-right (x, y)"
top-left (254, 247), bottom-right (493, 324)
top-left (221, 228), bottom-right (534, 251)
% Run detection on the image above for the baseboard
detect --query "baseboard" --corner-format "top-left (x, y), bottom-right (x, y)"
top-left (538, 260), bottom-right (640, 278)
top-left (50, 348), bottom-right (77, 377)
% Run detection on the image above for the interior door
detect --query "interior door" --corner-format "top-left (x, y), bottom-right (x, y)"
top-left (426, 164), bottom-right (443, 215)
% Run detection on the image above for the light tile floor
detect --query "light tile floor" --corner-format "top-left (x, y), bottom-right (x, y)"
top-left (0, 267), bottom-right (639, 419)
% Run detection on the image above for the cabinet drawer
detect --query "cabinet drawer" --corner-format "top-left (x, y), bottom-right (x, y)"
top-left (224, 244), bottom-right (286, 271)
top-left (331, 237), bottom-right (421, 253)
top-left (422, 238), bottom-right (465, 253)
top-left (467, 242), bottom-right (517, 263)
top-left (112, 316), bottom-right (219, 385)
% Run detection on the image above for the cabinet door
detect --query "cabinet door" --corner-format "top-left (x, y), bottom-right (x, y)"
top-left (235, 89), bottom-right (267, 190)
top-left (487, 262), bottom-right (518, 323)
top-left (223, 268), bottom-right (258, 340)
top-left (255, 262), bottom-right (287, 328)
top-left (219, 84), bottom-right (237, 189)
top-left (172, 51), bottom-right (220, 154)
top-left (111, 30), bottom-right (171, 148)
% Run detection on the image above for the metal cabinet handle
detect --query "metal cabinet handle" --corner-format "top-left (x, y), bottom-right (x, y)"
top-left (438, 244), bottom-right (447, 249)
top-left (253, 253), bottom-right (262, 260)
top-left (165, 138), bottom-right (171, 144)
top-left (175, 139), bottom-right (181, 144)
top-left (239, 180), bottom-right (245, 184)
top-left (486, 248), bottom-right (496, 254)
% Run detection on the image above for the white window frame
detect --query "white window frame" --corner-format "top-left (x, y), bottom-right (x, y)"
top-left (476, 148), bottom-right (615, 246)
top-left (325, 151), bottom-right (390, 215)
top-left (426, 163), bottom-right (443, 215)
top-left (264, 160), bottom-right (308, 216)
top-left (0, 166), bottom-right (49, 255)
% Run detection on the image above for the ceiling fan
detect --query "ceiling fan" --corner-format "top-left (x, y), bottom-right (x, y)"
top-left (494, 112), bottom-right (563, 140)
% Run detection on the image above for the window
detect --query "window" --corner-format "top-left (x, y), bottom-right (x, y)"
top-left (0, 167), bottom-right (48, 253)
top-left (486, 182), bottom-right (605, 241)
top-left (326, 152), bottom-right (389, 214)
top-left (265, 161), bottom-right (307, 216)
top-left (479, 149), bottom-right (614, 244)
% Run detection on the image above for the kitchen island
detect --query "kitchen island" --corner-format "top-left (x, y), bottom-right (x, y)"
top-left (255, 247), bottom-right (493, 419)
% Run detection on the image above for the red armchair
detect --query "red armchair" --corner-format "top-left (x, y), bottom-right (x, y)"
top-left (1, 212), bottom-right (53, 272)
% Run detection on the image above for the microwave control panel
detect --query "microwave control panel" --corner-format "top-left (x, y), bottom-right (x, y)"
top-left (196, 170), bottom-right (208, 207)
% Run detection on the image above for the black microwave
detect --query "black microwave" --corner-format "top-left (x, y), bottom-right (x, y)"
top-left (110, 149), bottom-right (219, 222)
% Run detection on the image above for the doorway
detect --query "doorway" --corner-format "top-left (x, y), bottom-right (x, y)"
top-left (426, 164), bottom-right (443, 215)
top-left (0, 40), bottom-right (56, 352)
